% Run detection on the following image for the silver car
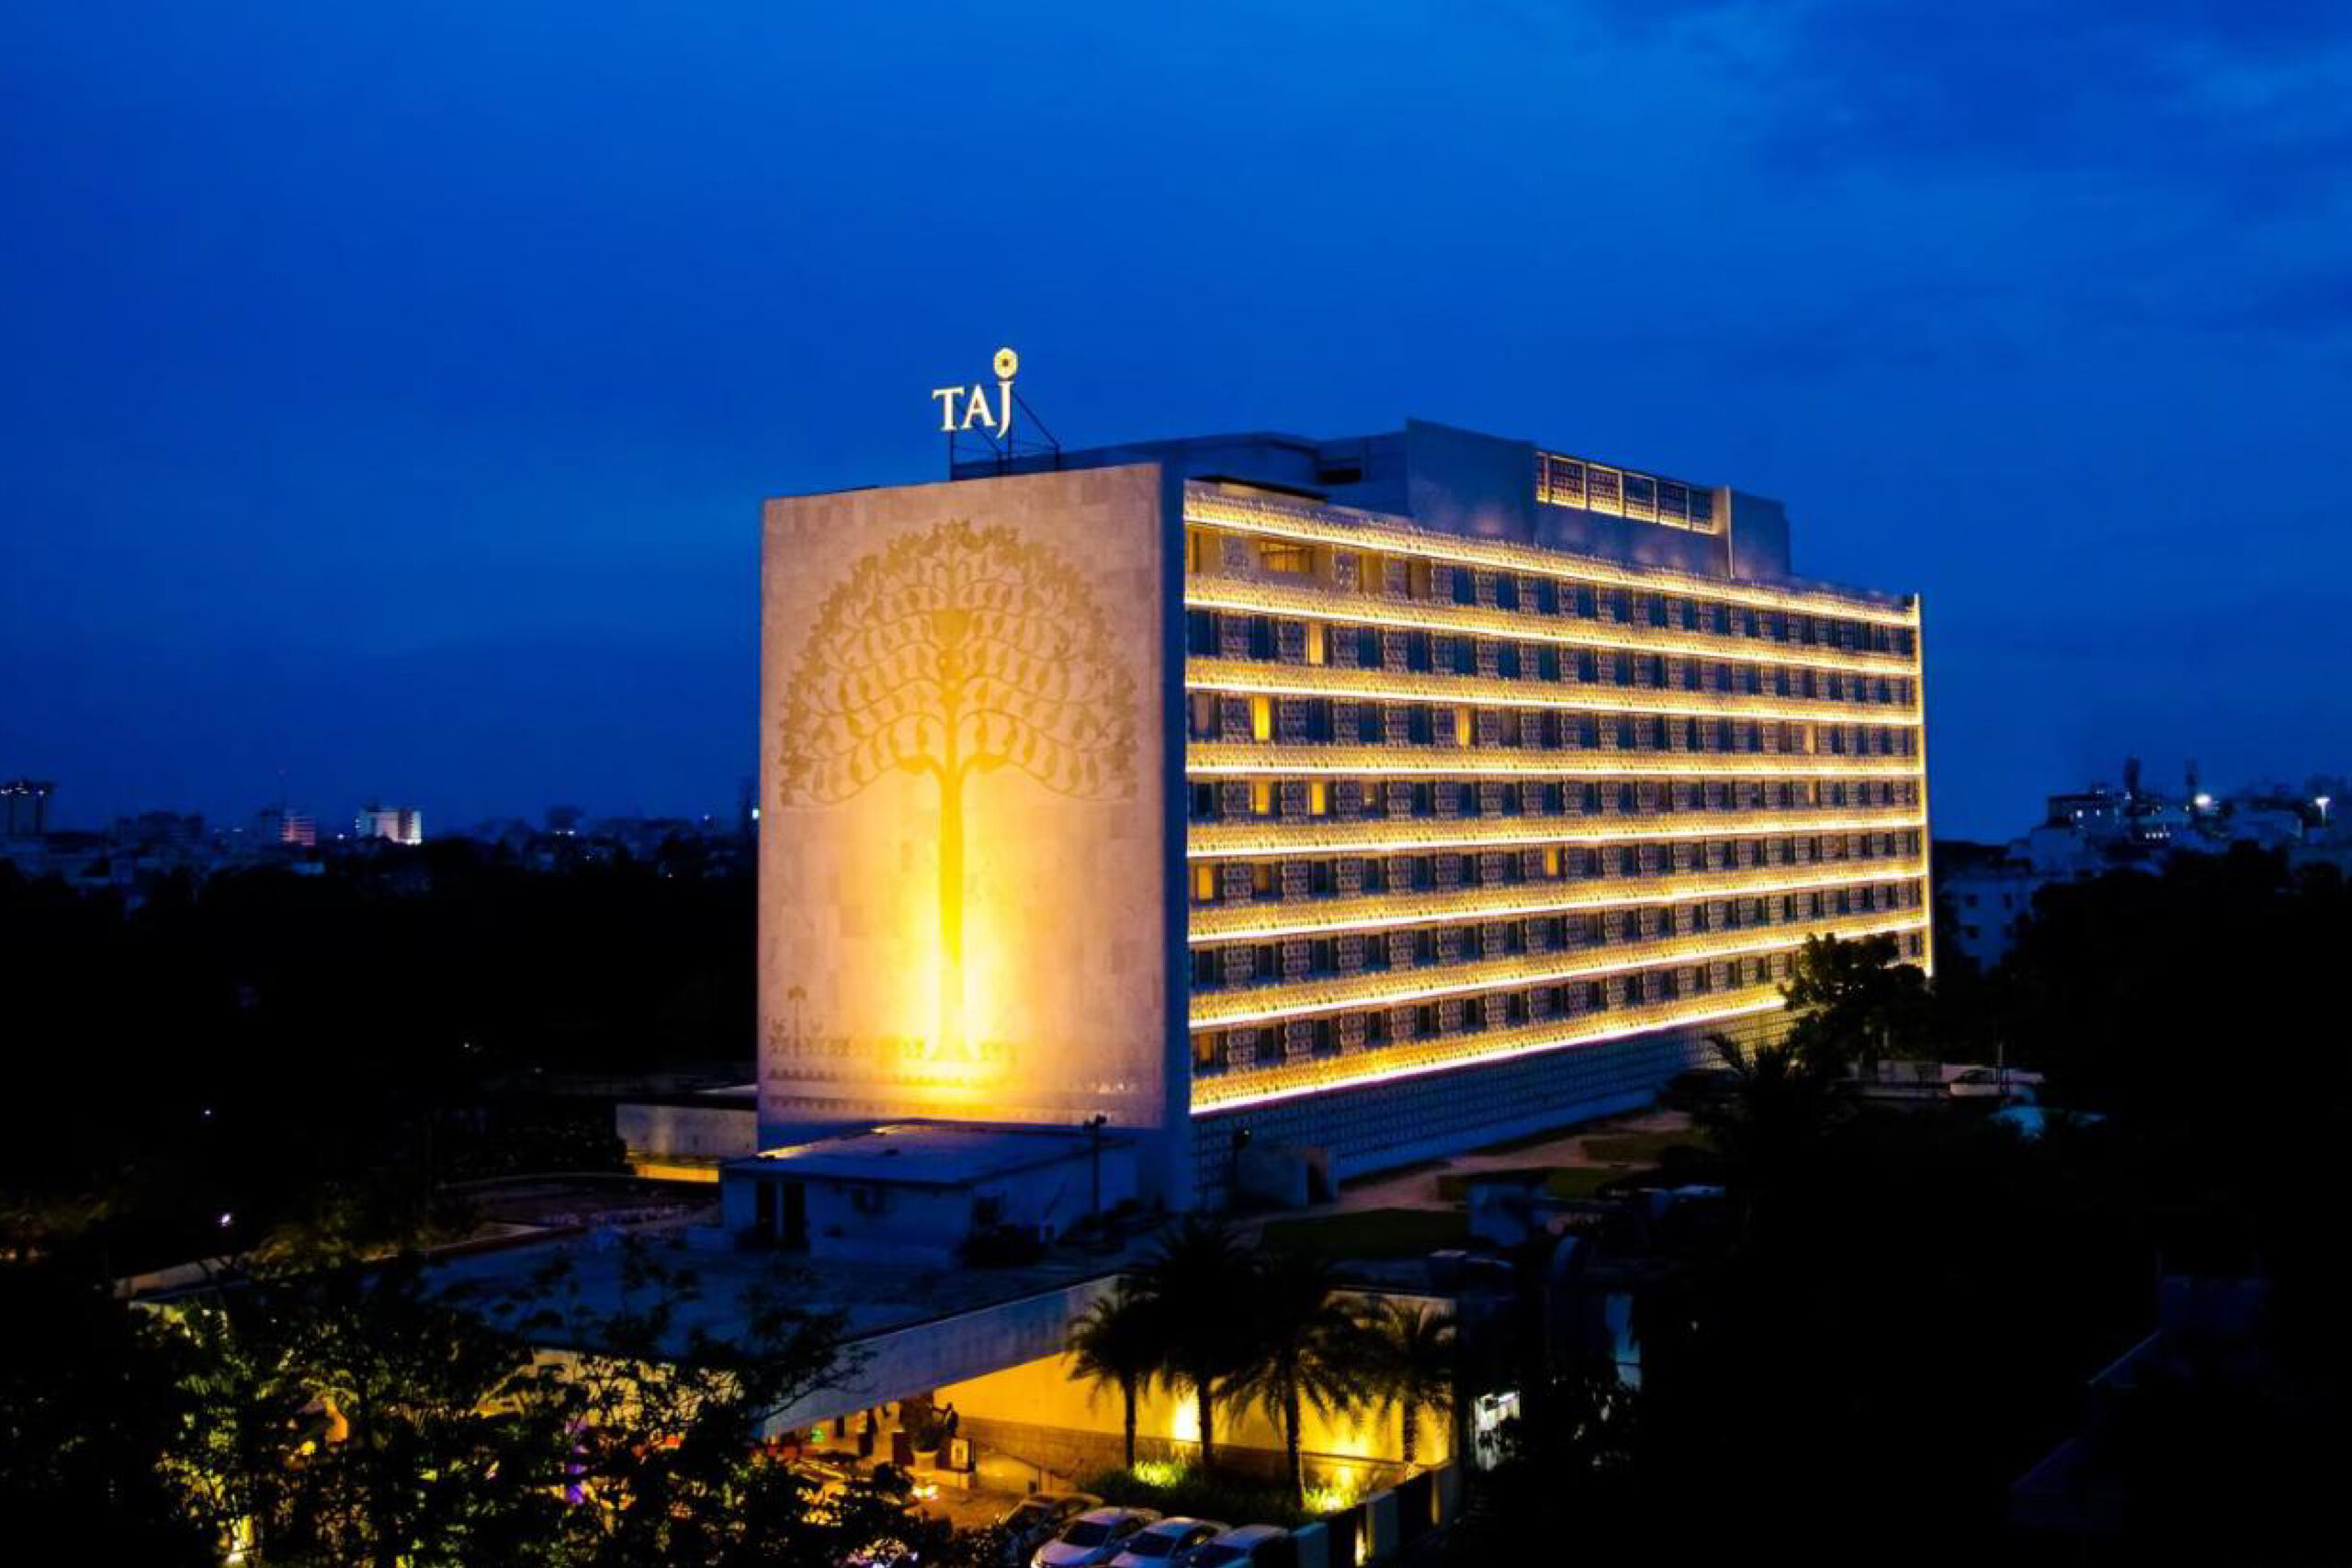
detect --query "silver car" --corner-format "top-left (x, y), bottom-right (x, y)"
top-left (1107, 1517), bottom-right (1228, 1568)
top-left (1185, 1525), bottom-right (1291, 1568)
top-left (1000, 1494), bottom-right (1103, 1564)
top-left (1033, 1507), bottom-right (1162, 1568)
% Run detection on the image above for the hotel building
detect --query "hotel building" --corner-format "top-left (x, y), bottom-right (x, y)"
top-left (750, 418), bottom-right (1928, 1217)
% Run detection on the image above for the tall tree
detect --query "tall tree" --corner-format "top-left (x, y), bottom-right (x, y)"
top-left (1224, 1251), bottom-right (1370, 1502)
top-left (1130, 1216), bottom-right (1254, 1471)
top-left (1363, 1298), bottom-right (1457, 1469)
top-left (1067, 1279), bottom-right (1161, 1470)
top-left (172, 1252), bottom-right (572, 1568)
top-left (1781, 931), bottom-right (1928, 1071)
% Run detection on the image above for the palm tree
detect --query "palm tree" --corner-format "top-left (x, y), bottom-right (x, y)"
top-left (1363, 1298), bottom-right (1456, 1469)
top-left (1066, 1280), bottom-right (1159, 1470)
top-left (1129, 1216), bottom-right (1253, 1471)
top-left (1224, 1251), bottom-right (1370, 1502)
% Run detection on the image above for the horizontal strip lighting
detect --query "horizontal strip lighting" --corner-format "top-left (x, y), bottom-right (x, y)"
top-left (1191, 994), bottom-right (1789, 1113)
top-left (1189, 914), bottom-right (1928, 1029)
top-left (1184, 489), bottom-right (1918, 626)
top-left (1186, 745), bottom-right (1922, 781)
top-left (1183, 662), bottom-right (1921, 727)
top-left (1184, 582), bottom-right (1917, 679)
top-left (1187, 812), bottom-right (1928, 862)
top-left (1187, 863), bottom-right (1928, 944)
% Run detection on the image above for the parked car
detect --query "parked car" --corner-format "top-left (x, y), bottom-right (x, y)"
top-left (1108, 1517), bottom-right (1228, 1568)
top-left (1186, 1525), bottom-right (1291, 1568)
top-left (1034, 1506), bottom-right (1161, 1568)
top-left (1949, 1066), bottom-right (2044, 1101)
top-left (999, 1495), bottom-right (1103, 1562)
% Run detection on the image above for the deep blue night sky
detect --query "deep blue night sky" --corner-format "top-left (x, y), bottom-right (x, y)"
top-left (6, 3), bottom-right (2347, 840)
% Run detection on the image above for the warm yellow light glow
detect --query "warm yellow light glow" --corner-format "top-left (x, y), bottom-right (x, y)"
top-left (1187, 862), bottom-right (1928, 943)
top-left (1187, 811), bottom-right (1928, 860)
top-left (1249, 694), bottom-right (1273, 741)
top-left (1187, 585), bottom-right (1919, 681)
top-left (1186, 743), bottom-right (1921, 781)
top-left (1184, 489), bottom-right (1919, 626)
top-left (1190, 913), bottom-right (1928, 1029)
top-left (1193, 992), bottom-right (1790, 1111)
top-left (1303, 1482), bottom-right (1362, 1515)
top-left (1183, 660), bottom-right (1923, 726)
top-left (627, 1158), bottom-right (723, 1184)
top-left (1188, 582), bottom-right (1917, 679)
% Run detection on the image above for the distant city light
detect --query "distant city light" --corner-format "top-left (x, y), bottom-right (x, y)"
top-left (2193, 793), bottom-right (2214, 810)
top-left (217, 1212), bottom-right (233, 1229)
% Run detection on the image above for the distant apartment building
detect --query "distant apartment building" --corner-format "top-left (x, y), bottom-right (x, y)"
top-left (1939, 851), bottom-right (2046, 970)
top-left (1, 779), bottom-right (55, 837)
top-left (355, 805), bottom-right (424, 845)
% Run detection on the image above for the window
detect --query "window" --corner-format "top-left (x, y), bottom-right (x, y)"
top-left (1189, 692), bottom-right (1217, 740)
top-left (1250, 696), bottom-right (1273, 742)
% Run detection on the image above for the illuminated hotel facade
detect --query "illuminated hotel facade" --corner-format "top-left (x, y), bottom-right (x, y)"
top-left (758, 419), bottom-right (1928, 1211)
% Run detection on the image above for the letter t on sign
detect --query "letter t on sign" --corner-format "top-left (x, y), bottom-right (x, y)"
top-left (931, 388), bottom-right (963, 432)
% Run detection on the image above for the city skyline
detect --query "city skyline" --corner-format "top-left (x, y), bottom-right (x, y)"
top-left (6, 5), bottom-right (2350, 840)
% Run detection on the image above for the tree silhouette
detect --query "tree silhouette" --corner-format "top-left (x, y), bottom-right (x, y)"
top-left (778, 519), bottom-right (1137, 1058)
top-left (1067, 1280), bottom-right (1161, 1470)
top-left (1363, 1297), bottom-right (1457, 1469)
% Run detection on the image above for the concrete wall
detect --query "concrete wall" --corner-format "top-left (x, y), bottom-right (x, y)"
top-left (1725, 490), bottom-right (1793, 583)
top-left (760, 465), bottom-right (1191, 1201)
top-left (615, 1102), bottom-right (756, 1162)
top-left (932, 1290), bottom-right (1454, 1487)
top-left (1401, 421), bottom-right (1539, 545)
top-left (769, 1276), bottom-right (1122, 1434)
top-left (1189, 1012), bottom-right (1781, 1207)
top-left (725, 1143), bottom-right (1143, 1264)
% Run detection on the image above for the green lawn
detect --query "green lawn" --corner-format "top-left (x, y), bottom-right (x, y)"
top-left (1256, 1207), bottom-right (1469, 1261)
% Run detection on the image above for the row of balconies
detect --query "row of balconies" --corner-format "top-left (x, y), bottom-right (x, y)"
top-left (1186, 923), bottom-right (1933, 1099)
top-left (1186, 803), bottom-right (1927, 861)
top-left (1191, 884), bottom-right (1924, 995)
top-left (1186, 853), bottom-right (1928, 939)
top-left (1183, 506), bottom-right (1915, 652)
top-left (1184, 622), bottom-right (1917, 710)
top-left (1188, 909), bottom-right (1928, 1030)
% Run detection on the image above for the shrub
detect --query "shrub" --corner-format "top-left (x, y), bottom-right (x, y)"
top-left (1080, 1464), bottom-right (1315, 1529)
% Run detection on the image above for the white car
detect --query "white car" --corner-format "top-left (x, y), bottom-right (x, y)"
top-left (1185, 1525), bottom-right (1290, 1568)
top-left (1033, 1507), bottom-right (1161, 1568)
top-left (1001, 1495), bottom-right (1103, 1562)
top-left (1107, 1517), bottom-right (1228, 1568)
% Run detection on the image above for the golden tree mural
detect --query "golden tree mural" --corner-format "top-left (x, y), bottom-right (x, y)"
top-left (777, 519), bottom-right (1139, 1060)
